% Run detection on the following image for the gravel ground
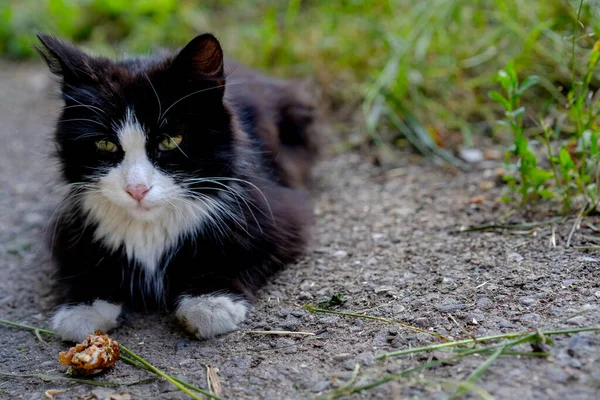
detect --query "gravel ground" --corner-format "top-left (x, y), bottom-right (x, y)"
top-left (0, 61), bottom-right (599, 400)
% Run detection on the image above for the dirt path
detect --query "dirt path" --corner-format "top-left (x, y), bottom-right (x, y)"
top-left (0, 62), bottom-right (599, 400)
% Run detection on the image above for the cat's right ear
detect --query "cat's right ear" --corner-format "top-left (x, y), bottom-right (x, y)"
top-left (170, 33), bottom-right (225, 89)
top-left (36, 34), bottom-right (95, 83)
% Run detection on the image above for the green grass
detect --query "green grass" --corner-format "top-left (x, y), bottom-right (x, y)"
top-left (491, 0), bottom-right (600, 212)
top-left (3, 313), bottom-right (598, 400)
top-left (2, 0), bottom-right (600, 208)
top-left (2, 1), bottom-right (598, 127)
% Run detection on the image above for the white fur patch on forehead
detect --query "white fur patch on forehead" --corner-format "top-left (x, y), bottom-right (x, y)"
top-left (116, 108), bottom-right (147, 154)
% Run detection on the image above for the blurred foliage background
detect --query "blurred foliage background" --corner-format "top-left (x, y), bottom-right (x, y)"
top-left (1, 0), bottom-right (600, 162)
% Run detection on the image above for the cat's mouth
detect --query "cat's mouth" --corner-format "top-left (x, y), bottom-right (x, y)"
top-left (127, 202), bottom-right (159, 220)
top-left (135, 203), bottom-right (151, 212)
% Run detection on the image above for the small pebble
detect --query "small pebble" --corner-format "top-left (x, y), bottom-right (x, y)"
top-left (520, 313), bottom-right (542, 324)
top-left (507, 252), bottom-right (524, 263)
top-left (298, 291), bottom-right (313, 301)
top-left (546, 367), bottom-right (572, 384)
top-left (24, 212), bottom-right (45, 226)
top-left (520, 297), bottom-right (536, 307)
top-left (435, 301), bottom-right (467, 313)
top-left (497, 318), bottom-right (516, 328)
top-left (374, 285), bottom-right (396, 295)
top-left (566, 316), bottom-right (586, 326)
top-left (372, 329), bottom-right (389, 347)
top-left (175, 339), bottom-right (190, 351)
top-left (332, 250), bottom-right (348, 258)
top-left (476, 297), bottom-right (493, 309)
top-left (459, 148), bottom-right (484, 163)
top-left (312, 380), bottom-right (330, 392)
top-left (332, 353), bottom-right (352, 362)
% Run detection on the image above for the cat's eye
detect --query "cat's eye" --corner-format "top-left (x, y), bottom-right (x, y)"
top-left (96, 140), bottom-right (118, 153)
top-left (159, 135), bottom-right (183, 151)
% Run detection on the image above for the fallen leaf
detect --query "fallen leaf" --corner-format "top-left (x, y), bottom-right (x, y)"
top-left (484, 149), bottom-right (503, 160)
top-left (207, 364), bottom-right (222, 396)
top-left (479, 180), bottom-right (495, 191)
top-left (45, 389), bottom-right (66, 399)
top-left (470, 195), bottom-right (485, 204)
top-left (109, 393), bottom-right (132, 400)
top-left (494, 167), bottom-right (507, 180)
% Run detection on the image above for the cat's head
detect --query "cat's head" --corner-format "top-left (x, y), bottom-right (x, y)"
top-left (37, 33), bottom-right (237, 221)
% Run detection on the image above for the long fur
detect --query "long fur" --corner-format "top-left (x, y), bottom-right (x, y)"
top-left (37, 33), bottom-right (323, 341)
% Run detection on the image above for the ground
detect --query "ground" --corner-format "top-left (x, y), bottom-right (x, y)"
top-left (0, 62), bottom-right (599, 400)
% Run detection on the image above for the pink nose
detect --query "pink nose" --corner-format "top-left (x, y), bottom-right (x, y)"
top-left (126, 185), bottom-right (150, 202)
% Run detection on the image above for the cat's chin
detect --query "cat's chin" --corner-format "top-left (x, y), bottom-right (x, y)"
top-left (126, 204), bottom-right (162, 220)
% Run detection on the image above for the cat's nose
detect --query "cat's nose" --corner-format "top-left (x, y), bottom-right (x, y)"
top-left (125, 184), bottom-right (151, 202)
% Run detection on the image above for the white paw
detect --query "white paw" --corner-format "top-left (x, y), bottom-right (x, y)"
top-left (175, 294), bottom-right (249, 339)
top-left (51, 300), bottom-right (122, 342)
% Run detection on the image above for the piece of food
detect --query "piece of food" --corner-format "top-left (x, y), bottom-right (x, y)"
top-left (58, 330), bottom-right (120, 376)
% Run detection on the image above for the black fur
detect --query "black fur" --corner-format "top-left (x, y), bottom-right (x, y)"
top-left (37, 33), bottom-right (321, 315)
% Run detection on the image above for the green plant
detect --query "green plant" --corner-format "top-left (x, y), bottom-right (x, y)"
top-left (489, 62), bottom-right (548, 203)
top-left (2, 1), bottom-right (600, 163)
top-left (492, 39), bottom-right (600, 213)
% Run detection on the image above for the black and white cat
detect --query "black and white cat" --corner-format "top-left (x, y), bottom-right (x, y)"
top-left (36, 33), bottom-right (322, 342)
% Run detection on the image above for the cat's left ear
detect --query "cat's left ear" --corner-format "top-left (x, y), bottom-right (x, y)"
top-left (36, 34), bottom-right (98, 84)
top-left (170, 33), bottom-right (225, 91)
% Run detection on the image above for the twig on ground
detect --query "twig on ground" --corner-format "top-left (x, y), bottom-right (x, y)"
top-left (248, 329), bottom-right (328, 353)
top-left (316, 326), bottom-right (598, 399)
top-left (0, 318), bottom-right (55, 335)
top-left (455, 217), bottom-right (564, 233)
top-left (304, 305), bottom-right (450, 342)
top-left (355, 300), bottom-right (395, 314)
top-left (246, 330), bottom-right (315, 336)
top-left (321, 364), bottom-right (360, 399)
top-left (118, 345), bottom-right (221, 400)
top-left (448, 333), bottom-right (530, 399)
top-left (377, 327), bottom-right (598, 359)
top-left (567, 207), bottom-right (585, 247)
top-left (447, 314), bottom-right (474, 340)
top-left (314, 349), bottom-right (478, 399)
top-left (447, 348), bottom-right (548, 357)
top-left (206, 365), bottom-right (222, 397)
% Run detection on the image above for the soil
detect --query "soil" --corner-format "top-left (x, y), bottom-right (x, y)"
top-left (0, 61), bottom-right (599, 400)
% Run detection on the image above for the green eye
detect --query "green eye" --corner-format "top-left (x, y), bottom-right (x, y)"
top-left (96, 140), bottom-right (118, 152)
top-left (159, 135), bottom-right (183, 151)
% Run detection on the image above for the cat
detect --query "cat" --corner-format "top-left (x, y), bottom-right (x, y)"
top-left (36, 32), bottom-right (323, 342)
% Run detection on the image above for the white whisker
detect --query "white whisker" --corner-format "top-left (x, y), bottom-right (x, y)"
top-left (160, 81), bottom-right (245, 121)
top-left (62, 93), bottom-right (107, 118)
top-left (58, 118), bottom-right (108, 129)
top-left (144, 73), bottom-right (162, 124)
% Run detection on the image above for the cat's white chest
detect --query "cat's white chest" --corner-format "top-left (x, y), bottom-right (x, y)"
top-left (81, 194), bottom-right (210, 273)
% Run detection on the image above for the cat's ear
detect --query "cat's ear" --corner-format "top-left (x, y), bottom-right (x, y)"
top-left (36, 34), bottom-right (96, 83)
top-left (170, 33), bottom-right (225, 89)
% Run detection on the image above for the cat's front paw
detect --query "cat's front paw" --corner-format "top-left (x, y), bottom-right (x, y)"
top-left (175, 294), bottom-right (249, 339)
top-left (51, 300), bottom-right (122, 342)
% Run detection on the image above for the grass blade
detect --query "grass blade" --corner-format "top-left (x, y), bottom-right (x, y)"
top-left (0, 371), bottom-right (155, 387)
top-left (0, 318), bottom-right (222, 400)
top-left (304, 305), bottom-right (450, 342)
top-left (449, 346), bottom-right (504, 399)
